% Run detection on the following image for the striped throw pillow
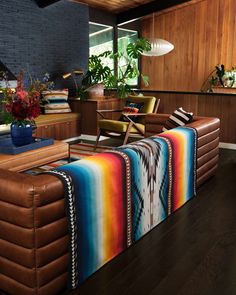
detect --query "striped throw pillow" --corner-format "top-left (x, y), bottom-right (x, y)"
top-left (42, 89), bottom-right (71, 114)
top-left (162, 107), bottom-right (193, 131)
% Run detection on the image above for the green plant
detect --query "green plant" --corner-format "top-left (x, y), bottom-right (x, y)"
top-left (223, 67), bottom-right (236, 87)
top-left (215, 64), bottom-right (225, 86)
top-left (82, 37), bottom-right (151, 98)
top-left (82, 51), bottom-right (112, 87)
top-left (201, 64), bottom-right (236, 92)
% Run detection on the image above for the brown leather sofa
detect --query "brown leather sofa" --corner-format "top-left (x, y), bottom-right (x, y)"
top-left (0, 115), bottom-right (220, 295)
top-left (145, 114), bottom-right (220, 187)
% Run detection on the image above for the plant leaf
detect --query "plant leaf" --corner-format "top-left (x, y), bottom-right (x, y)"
top-left (141, 74), bottom-right (149, 86)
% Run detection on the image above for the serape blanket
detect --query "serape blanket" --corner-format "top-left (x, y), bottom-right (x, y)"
top-left (46, 126), bottom-right (197, 290)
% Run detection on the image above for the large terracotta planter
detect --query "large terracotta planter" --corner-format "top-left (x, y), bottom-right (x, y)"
top-left (211, 86), bottom-right (236, 94)
top-left (85, 84), bottom-right (104, 100)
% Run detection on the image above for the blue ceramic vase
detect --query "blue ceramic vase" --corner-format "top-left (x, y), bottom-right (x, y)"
top-left (11, 121), bottom-right (33, 146)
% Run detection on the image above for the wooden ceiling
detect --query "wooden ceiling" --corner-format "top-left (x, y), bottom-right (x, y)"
top-left (36, 0), bottom-right (192, 23)
top-left (71, 0), bottom-right (156, 13)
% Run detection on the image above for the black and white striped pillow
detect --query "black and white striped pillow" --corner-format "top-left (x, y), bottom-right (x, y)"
top-left (162, 107), bottom-right (193, 131)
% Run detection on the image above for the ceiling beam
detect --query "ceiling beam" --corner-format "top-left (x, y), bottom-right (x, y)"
top-left (117, 0), bottom-right (191, 24)
top-left (35, 0), bottom-right (61, 8)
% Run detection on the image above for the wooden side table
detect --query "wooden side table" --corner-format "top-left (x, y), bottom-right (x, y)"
top-left (70, 97), bottom-right (122, 135)
top-left (0, 140), bottom-right (69, 172)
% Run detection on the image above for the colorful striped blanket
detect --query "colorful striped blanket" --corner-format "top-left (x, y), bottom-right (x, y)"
top-left (46, 126), bottom-right (197, 290)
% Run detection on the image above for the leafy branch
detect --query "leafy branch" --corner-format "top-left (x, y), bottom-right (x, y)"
top-left (82, 37), bottom-right (151, 98)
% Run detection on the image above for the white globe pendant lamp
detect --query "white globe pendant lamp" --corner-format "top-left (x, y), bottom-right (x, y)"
top-left (142, 38), bottom-right (174, 56)
top-left (142, 13), bottom-right (174, 57)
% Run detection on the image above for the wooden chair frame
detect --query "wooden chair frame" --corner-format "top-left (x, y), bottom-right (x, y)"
top-left (95, 98), bottom-right (160, 149)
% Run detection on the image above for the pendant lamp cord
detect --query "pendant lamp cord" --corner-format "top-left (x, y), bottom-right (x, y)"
top-left (152, 13), bottom-right (155, 40)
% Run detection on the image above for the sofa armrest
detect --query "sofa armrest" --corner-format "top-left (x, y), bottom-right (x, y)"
top-left (145, 113), bottom-right (220, 139)
top-left (0, 169), bottom-right (69, 295)
top-left (0, 169), bottom-right (64, 207)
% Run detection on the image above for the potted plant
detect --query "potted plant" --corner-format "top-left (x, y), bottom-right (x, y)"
top-left (201, 64), bottom-right (236, 93)
top-left (210, 65), bottom-right (236, 93)
top-left (81, 37), bottom-right (151, 99)
top-left (81, 51), bottom-right (113, 99)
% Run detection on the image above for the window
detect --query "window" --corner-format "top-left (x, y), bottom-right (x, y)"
top-left (117, 28), bottom-right (138, 86)
top-left (89, 22), bottom-right (139, 87)
top-left (89, 22), bottom-right (114, 71)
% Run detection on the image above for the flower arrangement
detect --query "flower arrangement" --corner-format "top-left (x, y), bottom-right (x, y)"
top-left (4, 72), bottom-right (41, 124)
top-left (0, 71), bottom-right (54, 125)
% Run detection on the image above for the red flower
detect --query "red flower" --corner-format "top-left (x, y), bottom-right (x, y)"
top-left (4, 71), bottom-right (42, 122)
top-left (28, 101), bottom-right (41, 119)
top-left (16, 89), bottom-right (28, 101)
top-left (8, 100), bottom-right (29, 120)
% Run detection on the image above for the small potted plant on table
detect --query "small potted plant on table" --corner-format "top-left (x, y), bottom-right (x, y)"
top-left (209, 64), bottom-right (236, 93)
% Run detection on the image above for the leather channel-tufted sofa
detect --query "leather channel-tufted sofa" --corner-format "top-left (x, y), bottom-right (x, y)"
top-left (0, 115), bottom-right (220, 295)
top-left (145, 114), bottom-right (220, 187)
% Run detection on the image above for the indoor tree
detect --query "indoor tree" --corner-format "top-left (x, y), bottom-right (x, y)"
top-left (82, 37), bottom-right (151, 98)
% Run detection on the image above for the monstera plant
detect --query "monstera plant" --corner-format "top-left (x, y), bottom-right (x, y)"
top-left (82, 37), bottom-right (151, 98)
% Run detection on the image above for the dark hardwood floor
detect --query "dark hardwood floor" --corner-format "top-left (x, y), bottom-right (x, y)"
top-left (1, 149), bottom-right (235, 295)
top-left (70, 148), bottom-right (236, 295)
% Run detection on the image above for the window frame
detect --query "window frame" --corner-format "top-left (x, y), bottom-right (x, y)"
top-left (89, 21), bottom-right (140, 88)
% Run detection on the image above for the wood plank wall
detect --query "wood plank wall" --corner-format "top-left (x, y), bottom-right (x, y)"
top-left (140, 90), bottom-right (236, 144)
top-left (141, 0), bottom-right (236, 92)
top-left (104, 89), bottom-right (236, 144)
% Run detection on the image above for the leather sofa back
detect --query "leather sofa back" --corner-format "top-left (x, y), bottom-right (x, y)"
top-left (145, 114), bottom-right (220, 187)
top-left (0, 114), bottom-right (220, 295)
top-left (0, 171), bottom-right (68, 295)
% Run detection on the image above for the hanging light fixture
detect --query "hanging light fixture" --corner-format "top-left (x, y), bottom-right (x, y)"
top-left (142, 13), bottom-right (174, 57)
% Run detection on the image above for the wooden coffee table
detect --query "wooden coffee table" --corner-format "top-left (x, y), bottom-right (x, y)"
top-left (0, 140), bottom-right (69, 172)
